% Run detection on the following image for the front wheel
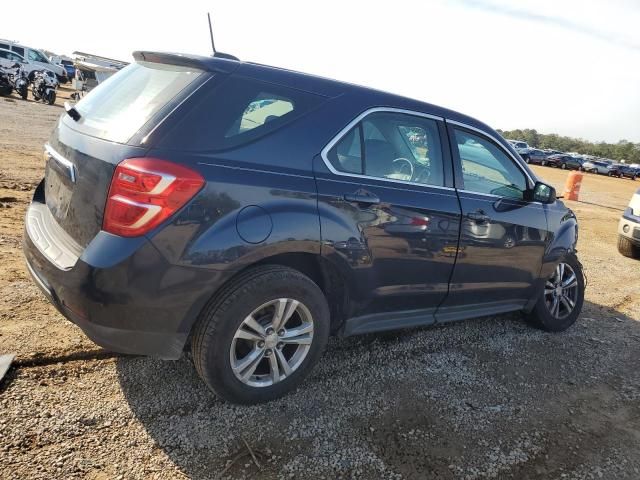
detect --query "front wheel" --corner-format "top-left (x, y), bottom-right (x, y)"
top-left (191, 266), bottom-right (330, 404)
top-left (618, 236), bottom-right (640, 259)
top-left (541, 160), bottom-right (547, 166)
top-left (525, 256), bottom-right (584, 332)
top-left (561, 163), bottom-right (567, 169)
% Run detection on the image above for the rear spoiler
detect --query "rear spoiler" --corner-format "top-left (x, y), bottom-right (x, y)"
top-left (132, 51), bottom-right (239, 74)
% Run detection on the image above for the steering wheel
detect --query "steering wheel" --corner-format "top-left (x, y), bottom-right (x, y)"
top-left (390, 157), bottom-right (414, 181)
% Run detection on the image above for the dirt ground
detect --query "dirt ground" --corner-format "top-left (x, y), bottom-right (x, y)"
top-left (1, 89), bottom-right (639, 480)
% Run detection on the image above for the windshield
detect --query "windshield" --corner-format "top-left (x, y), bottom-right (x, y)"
top-left (73, 61), bottom-right (203, 144)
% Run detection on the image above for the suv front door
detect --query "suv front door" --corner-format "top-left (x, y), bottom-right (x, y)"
top-left (315, 109), bottom-right (461, 332)
top-left (437, 123), bottom-right (549, 321)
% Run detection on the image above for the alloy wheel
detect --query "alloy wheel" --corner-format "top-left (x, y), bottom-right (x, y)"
top-left (230, 298), bottom-right (314, 387)
top-left (544, 263), bottom-right (579, 320)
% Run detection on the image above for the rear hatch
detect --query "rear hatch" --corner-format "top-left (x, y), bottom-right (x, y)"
top-left (44, 59), bottom-right (208, 247)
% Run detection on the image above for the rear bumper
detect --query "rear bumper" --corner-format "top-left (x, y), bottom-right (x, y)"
top-left (23, 186), bottom-right (228, 359)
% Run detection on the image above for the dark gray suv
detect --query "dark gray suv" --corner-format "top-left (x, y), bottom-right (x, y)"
top-left (23, 52), bottom-right (585, 404)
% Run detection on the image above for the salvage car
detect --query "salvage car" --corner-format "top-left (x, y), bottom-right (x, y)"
top-left (618, 188), bottom-right (640, 258)
top-left (608, 164), bottom-right (638, 180)
top-left (23, 52), bottom-right (585, 404)
top-left (524, 149), bottom-right (547, 165)
top-left (544, 154), bottom-right (583, 170)
top-left (582, 160), bottom-right (610, 174)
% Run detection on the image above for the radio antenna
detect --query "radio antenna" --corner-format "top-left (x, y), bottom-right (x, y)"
top-left (207, 13), bottom-right (216, 55)
top-left (205, 13), bottom-right (240, 61)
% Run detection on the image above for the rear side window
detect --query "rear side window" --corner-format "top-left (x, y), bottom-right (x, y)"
top-left (11, 46), bottom-right (24, 56)
top-left (165, 76), bottom-right (325, 151)
top-left (230, 95), bottom-right (294, 136)
top-left (0, 43), bottom-right (8, 50)
top-left (72, 61), bottom-right (203, 143)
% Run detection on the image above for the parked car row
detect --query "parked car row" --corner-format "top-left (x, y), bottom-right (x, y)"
top-left (506, 140), bottom-right (639, 180)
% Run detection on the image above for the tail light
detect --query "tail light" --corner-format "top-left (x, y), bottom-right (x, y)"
top-left (103, 158), bottom-right (204, 237)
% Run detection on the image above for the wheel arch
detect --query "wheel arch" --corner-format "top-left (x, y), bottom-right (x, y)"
top-left (183, 251), bottom-right (351, 350)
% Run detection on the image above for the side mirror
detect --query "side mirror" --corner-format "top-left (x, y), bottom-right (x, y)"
top-left (531, 181), bottom-right (556, 204)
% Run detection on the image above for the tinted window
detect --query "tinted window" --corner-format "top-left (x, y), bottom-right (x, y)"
top-left (327, 111), bottom-right (444, 187)
top-left (0, 43), bottom-right (9, 50)
top-left (455, 129), bottom-right (527, 199)
top-left (11, 46), bottom-right (24, 56)
top-left (165, 75), bottom-right (324, 151)
top-left (73, 61), bottom-right (203, 143)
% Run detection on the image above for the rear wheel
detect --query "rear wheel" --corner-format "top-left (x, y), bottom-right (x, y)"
top-left (191, 266), bottom-right (330, 404)
top-left (526, 256), bottom-right (584, 332)
top-left (618, 235), bottom-right (640, 259)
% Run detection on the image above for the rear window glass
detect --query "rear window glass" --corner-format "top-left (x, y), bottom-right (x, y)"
top-left (164, 75), bottom-right (325, 151)
top-left (72, 61), bottom-right (203, 143)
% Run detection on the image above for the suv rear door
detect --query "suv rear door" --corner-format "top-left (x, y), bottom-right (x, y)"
top-left (315, 109), bottom-right (461, 332)
top-left (437, 123), bottom-right (549, 321)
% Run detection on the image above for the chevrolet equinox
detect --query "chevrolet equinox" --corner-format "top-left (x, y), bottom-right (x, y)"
top-left (23, 52), bottom-right (585, 404)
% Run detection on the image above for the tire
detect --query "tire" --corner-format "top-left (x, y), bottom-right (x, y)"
top-left (561, 163), bottom-right (567, 169)
top-left (191, 265), bottom-right (330, 404)
top-left (541, 160), bottom-right (547, 166)
top-left (618, 235), bottom-right (640, 259)
top-left (525, 254), bottom-right (584, 332)
top-left (46, 90), bottom-right (56, 105)
top-left (525, 158), bottom-right (530, 164)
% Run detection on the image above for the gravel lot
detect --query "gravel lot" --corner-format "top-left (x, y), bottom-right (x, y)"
top-left (1, 91), bottom-right (639, 479)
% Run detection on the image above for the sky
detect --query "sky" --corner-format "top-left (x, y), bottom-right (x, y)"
top-left (5, 0), bottom-right (639, 143)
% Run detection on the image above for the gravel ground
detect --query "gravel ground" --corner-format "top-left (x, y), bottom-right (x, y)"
top-left (1, 91), bottom-right (639, 479)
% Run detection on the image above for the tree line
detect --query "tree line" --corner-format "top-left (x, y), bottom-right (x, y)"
top-left (496, 128), bottom-right (640, 164)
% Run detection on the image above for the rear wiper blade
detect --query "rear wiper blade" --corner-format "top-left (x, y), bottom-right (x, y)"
top-left (64, 101), bottom-right (81, 121)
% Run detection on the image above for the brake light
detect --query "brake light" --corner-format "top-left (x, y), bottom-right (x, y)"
top-left (103, 158), bottom-right (204, 237)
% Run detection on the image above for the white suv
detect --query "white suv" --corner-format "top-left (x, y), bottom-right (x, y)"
top-left (507, 139), bottom-right (531, 158)
top-left (0, 39), bottom-right (66, 82)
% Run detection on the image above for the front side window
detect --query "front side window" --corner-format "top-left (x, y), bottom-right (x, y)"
top-left (455, 129), bottom-right (527, 199)
top-left (326, 111), bottom-right (444, 187)
top-left (28, 49), bottom-right (48, 62)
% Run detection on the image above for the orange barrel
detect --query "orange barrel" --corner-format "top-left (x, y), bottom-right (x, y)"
top-left (563, 171), bottom-right (583, 201)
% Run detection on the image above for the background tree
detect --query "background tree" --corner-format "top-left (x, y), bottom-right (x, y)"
top-left (496, 129), bottom-right (640, 163)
